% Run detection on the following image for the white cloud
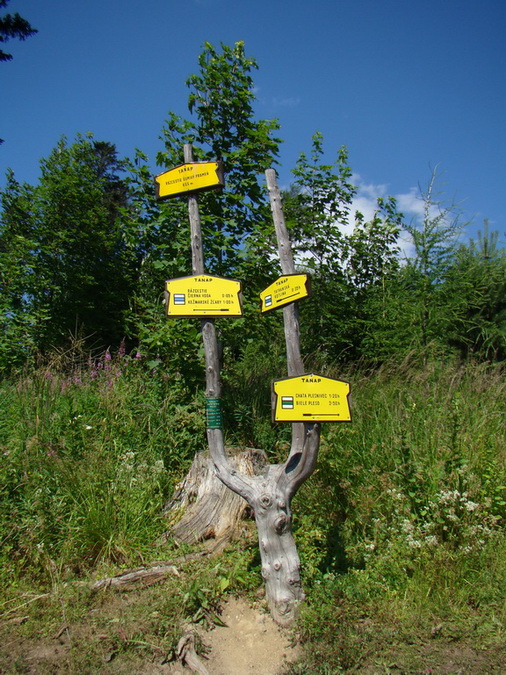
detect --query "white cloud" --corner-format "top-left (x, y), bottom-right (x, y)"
top-left (281, 172), bottom-right (450, 261)
top-left (348, 175), bottom-right (386, 231)
top-left (352, 174), bottom-right (387, 202)
top-left (396, 187), bottom-right (425, 218)
top-left (271, 96), bottom-right (301, 108)
top-left (341, 175), bottom-right (423, 258)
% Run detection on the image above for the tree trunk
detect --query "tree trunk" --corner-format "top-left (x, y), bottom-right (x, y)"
top-left (199, 168), bottom-right (321, 626)
top-left (165, 447), bottom-right (266, 549)
top-left (175, 150), bottom-right (321, 626)
top-left (208, 421), bottom-right (320, 627)
top-left (252, 466), bottom-right (305, 626)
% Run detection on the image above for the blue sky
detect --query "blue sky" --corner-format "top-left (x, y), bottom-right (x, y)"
top-left (2, 0), bottom-right (505, 244)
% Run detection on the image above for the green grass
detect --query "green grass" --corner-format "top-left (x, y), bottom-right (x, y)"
top-left (288, 357), bottom-right (506, 671)
top-left (0, 351), bottom-right (205, 581)
top-left (0, 353), bottom-right (504, 672)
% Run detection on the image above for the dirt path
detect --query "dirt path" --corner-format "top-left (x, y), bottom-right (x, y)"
top-left (3, 590), bottom-right (505, 674)
top-left (168, 597), bottom-right (300, 675)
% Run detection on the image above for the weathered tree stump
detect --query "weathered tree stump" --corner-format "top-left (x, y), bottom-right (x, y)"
top-left (208, 425), bottom-right (320, 626)
top-left (165, 447), bottom-right (266, 550)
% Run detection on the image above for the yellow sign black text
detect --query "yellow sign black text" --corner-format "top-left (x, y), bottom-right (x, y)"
top-left (165, 275), bottom-right (242, 318)
top-left (273, 373), bottom-right (351, 422)
top-left (155, 161), bottom-right (224, 199)
top-left (260, 274), bottom-right (311, 313)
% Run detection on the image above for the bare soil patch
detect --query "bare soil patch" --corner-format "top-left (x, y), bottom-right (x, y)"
top-left (0, 593), bottom-right (300, 675)
top-left (198, 596), bottom-right (300, 674)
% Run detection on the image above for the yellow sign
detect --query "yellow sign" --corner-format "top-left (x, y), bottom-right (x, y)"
top-left (260, 274), bottom-right (311, 313)
top-left (273, 373), bottom-right (351, 422)
top-left (154, 161), bottom-right (224, 199)
top-left (165, 275), bottom-right (242, 317)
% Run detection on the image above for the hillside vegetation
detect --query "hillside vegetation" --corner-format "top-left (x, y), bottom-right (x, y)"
top-left (0, 352), bottom-right (504, 672)
top-left (1, 41), bottom-right (505, 672)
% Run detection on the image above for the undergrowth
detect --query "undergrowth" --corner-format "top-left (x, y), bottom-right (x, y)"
top-left (289, 358), bottom-right (506, 671)
top-left (0, 351), bottom-right (505, 672)
top-left (0, 347), bottom-right (205, 582)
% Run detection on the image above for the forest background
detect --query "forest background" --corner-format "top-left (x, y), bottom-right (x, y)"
top-left (1, 39), bottom-right (505, 673)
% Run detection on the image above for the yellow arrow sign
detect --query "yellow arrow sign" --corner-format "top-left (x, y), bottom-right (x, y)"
top-left (154, 161), bottom-right (225, 199)
top-left (259, 274), bottom-right (311, 313)
top-left (165, 274), bottom-right (242, 318)
top-left (273, 373), bottom-right (351, 422)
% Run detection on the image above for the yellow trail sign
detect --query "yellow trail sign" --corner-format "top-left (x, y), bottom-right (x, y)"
top-left (165, 274), bottom-right (242, 318)
top-left (259, 274), bottom-right (311, 313)
top-left (273, 373), bottom-right (351, 422)
top-left (154, 161), bottom-right (224, 199)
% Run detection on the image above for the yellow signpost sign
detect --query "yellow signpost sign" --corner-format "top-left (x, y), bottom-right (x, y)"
top-left (273, 373), bottom-right (351, 422)
top-left (165, 274), bottom-right (242, 318)
top-left (154, 161), bottom-right (225, 200)
top-left (259, 274), bottom-right (311, 313)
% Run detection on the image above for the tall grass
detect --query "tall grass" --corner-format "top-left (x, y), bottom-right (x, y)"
top-left (289, 357), bottom-right (506, 671)
top-left (0, 348), bottom-right (205, 582)
top-left (0, 350), bottom-right (504, 671)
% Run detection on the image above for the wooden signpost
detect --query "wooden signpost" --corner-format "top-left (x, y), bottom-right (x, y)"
top-left (156, 149), bottom-right (351, 628)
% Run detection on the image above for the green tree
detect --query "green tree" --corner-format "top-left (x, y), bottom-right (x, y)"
top-left (1, 0), bottom-right (37, 143)
top-left (0, 171), bottom-right (47, 370)
top-left (156, 40), bottom-right (281, 275)
top-left (282, 133), bottom-right (355, 363)
top-left (125, 42), bottom-right (282, 376)
top-left (0, 134), bottom-right (137, 367)
top-left (0, 0), bottom-right (37, 62)
top-left (444, 222), bottom-right (506, 361)
top-left (347, 197), bottom-right (401, 291)
top-left (401, 168), bottom-right (464, 357)
top-left (283, 132), bottom-right (402, 365)
top-left (347, 198), bottom-right (403, 361)
top-left (284, 132), bottom-right (355, 272)
top-left (359, 169), bottom-right (465, 362)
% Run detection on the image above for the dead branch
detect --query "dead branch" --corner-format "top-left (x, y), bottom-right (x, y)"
top-left (90, 563), bottom-right (179, 592)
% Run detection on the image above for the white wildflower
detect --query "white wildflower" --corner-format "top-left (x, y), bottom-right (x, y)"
top-left (401, 519), bottom-right (415, 533)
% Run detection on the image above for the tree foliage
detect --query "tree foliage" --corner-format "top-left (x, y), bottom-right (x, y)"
top-left (0, 135), bottom-right (137, 369)
top-left (123, 42), bottom-right (282, 378)
top-left (444, 221), bottom-right (506, 360)
top-left (156, 41), bottom-right (281, 275)
top-left (0, 0), bottom-right (37, 62)
top-left (0, 41), bottom-right (504, 376)
top-left (283, 132), bottom-right (403, 364)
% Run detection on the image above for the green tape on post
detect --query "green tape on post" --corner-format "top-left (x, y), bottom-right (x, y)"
top-left (206, 397), bottom-right (222, 429)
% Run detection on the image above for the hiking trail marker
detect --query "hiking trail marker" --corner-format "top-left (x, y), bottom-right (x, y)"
top-left (272, 373), bottom-right (351, 423)
top-left (154, 149), bottom-right (352, 627)
top-left (260, 273), bottom-right (311, 313)
top-left (165, 274), bottom-right (242, 318)
top-left (154, 161), bottom-right (224, 200)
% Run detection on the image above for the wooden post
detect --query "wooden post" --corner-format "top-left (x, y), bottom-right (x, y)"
top-left (184, 145), bottom-right (205, 277)
top-left (182, 143), bottom-right (255, 503)
top-left (177, 150), bottom-right (320, 626)
top-left (265, 168), bottom-right (305, 457)
top-left (184, 143), bottom-right (218, 393)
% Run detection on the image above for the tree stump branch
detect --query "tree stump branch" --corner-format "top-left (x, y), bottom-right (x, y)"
top-left (177, 631), bottom-right (210, 675)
